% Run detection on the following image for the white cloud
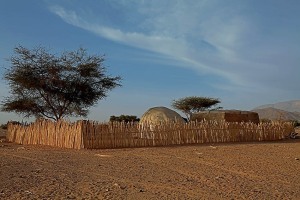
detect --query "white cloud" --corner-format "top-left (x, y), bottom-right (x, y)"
top-left (49, 5), bottom-right (243, 85)
top-left (49, 1), bottom-right (300, 95)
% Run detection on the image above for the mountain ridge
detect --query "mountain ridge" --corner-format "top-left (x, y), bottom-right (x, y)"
top-left (252, 100), bottom-right (300, 121)
top-left (253, 100), bottom-right (300, 112)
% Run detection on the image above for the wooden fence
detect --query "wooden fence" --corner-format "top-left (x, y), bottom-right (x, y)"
top-left (6, 120), bottom-right (295, 149)
top-left (6, 120), bottom-right (83, 149)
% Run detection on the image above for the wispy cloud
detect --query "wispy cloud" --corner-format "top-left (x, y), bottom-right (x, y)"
top-left (49, 1), bottom-right (300, 94)
top-left (49, 4), bottom-right (242, 84)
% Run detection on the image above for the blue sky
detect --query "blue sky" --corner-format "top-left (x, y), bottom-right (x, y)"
top-left (0, 0), bottom-right (300, 123)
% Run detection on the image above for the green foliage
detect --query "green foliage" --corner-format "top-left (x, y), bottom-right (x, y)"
top-left (1, 45), bottom-right (122, 121)
top-left (110, 115), bottom-right (140, 123)
top-left (292, 120), bottom-right (300, 127)
top-left (172, 96), bottom-right (221, 120)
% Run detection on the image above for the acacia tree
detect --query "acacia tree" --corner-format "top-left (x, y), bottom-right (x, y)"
top-left (1, 45), bottom-right (122, 121)
top-left (171, 96), bottom-right (221, 120)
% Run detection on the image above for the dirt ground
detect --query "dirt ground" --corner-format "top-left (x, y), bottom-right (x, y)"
top-left (0, 129), bottom-right (300, 200)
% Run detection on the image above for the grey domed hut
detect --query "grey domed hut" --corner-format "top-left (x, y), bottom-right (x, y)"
top-left (140, 106), bottom-right (185, 125)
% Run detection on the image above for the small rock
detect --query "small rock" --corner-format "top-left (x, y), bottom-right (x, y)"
top-left (113, 183), bottom-right (120, 188)
top-left (24, 190), bottom-right (32, 195)
top-left (17, 147), bottom-right (26, 151)
top-left (95, 154), bottom-right (111, 157)
top-left (113, 183), bottom-right (126, 190)
top-left (32, 169), bottom-right (42, 173)
top-left (139, 189), bottom-right (145, 192)
top-left (295, 158), bottom-right (299, 160)
top-left (253, 188), bottom-right (261, 193)
top-left (186, 177), bottom-right (194, 182)
top-left (66, 195), bottom-right (76, 199)
top-left (120, 185), bottom-right (126, 190)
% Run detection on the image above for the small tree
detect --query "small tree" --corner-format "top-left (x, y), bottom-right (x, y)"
top-left (1, 45), bottom-right (122, 121)
top-left (172, 96), bottom-right (221, 120)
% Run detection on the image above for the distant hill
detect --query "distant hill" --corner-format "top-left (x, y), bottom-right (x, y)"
top-left (252, 107), bottom-right (300, 121)
top-left (253, 100), bottom-right (300, 113)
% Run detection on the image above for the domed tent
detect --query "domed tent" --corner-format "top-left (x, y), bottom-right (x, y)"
top-left (140, 106), bottom-right (185, 125)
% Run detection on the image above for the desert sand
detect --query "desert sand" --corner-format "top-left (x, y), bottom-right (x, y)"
top-left (0, 129), bottom-right (299, 200)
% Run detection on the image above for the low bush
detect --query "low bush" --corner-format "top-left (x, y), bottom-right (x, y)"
top-left (292, 120), bottom-right (300, 127)
top-left (0, 123), bottom-right (8, 129)
top-left (110, 115), bottom-right (140, 123)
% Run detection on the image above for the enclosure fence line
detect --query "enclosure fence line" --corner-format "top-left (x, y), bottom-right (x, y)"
top-left (6, 120), bottom-right (83, 149)
top-left (6, 120), bottom-right (294, 149)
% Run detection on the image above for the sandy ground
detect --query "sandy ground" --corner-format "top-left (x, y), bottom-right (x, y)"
top-left (0, 129), bottom-right (300, 200)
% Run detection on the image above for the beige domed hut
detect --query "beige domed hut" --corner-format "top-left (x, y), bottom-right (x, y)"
top-left (140, 106), bottom-right (185, 125)
top-left (139, 107), bottom-right (185, 139)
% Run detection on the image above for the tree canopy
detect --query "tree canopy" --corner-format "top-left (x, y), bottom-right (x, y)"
top-left (171, 96), bottom-right (221, 120)
top-left (1, 45), bottom-right (122, 121)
